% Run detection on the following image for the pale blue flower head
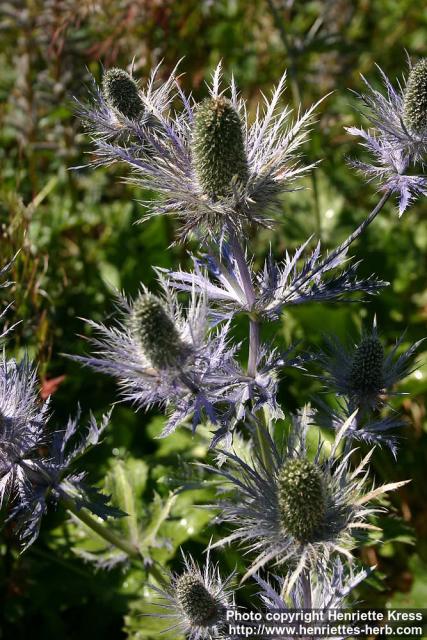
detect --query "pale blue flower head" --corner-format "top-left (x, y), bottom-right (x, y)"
top-left (203, 407), bottom-right (408, 592)
top-left (256, 559), bottom-right (372, 639)
top-left (317, 322), bottom-right (423, 411)
top-left (80, 61), bottom-right (323, 242)
top-left (72, 278), bottom-right (243, 442)
top-left (147, 550), bottom-right (236, 640)
top-left (347, 61), bottom-right (427, 215)
top-left (0, 357), bottom-right (48, 511)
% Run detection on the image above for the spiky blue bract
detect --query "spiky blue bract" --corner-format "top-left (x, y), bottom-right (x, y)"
top-left (347, 62), bottom-right (427, 214)
top-left (346, 128), bottom-right (427, 216)
top-left (167, 237), bottom-right (386, 321)
top-left (147, 550), bottom-right (236, 640)
top-left (255, 558), bottom-right (372, 638)
top-left (203, 408), bottom-right (408, 592)
top-left (315, 398), bottom-right (401, 456)
top-left (102, 68), bottom-right (144, 120)
top-left (0, 357), bottom-right (48, 510)
top-left (8, 406), bottom-right (123, 549)
top-left (0, 355), bottom-right (122, 549)
top-left (318, 324), bottom-right (423, 410)
top-left (80, 61), bottom-right (323, 241)
top-left (70, 279), bottom-right (245, 444)
top-left (403, 59), bottom-right (427, 135)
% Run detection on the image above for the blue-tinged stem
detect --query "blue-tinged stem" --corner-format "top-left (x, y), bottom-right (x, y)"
top-left (248, 317), bottom-right (260, 378)
top-left (227, 230), bottom-right (259, 376)
top-left (288, 190), bottom-right (391, 295)
top-left (227, 231), bottom-right (274, 471)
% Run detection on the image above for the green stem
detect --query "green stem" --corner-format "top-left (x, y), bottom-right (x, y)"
top-left (61, 496), bottom-right (166, 586)
top-left (255, 408), bottom-right (274, 472)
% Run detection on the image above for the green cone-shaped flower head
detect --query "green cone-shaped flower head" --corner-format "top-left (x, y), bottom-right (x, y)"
top-left (176, 573), bottom-right (218, 627)
top-left (403, 59), bottom-right (427, 135)
top-left (102, 68), bottom-right (144, 120)
top-left (129, 293), bottom-right (187, 369)
top-left (278, 459), bottom-right (326, 543)
top-left (192, 96), bottom-right (249, 200)
top-left (350, 335), bottom-right (384, 395)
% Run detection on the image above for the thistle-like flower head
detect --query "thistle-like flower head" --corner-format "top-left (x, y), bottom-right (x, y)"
top-left (318, 322), bottom-right (423, 410)
top-left (76, 62), bottom-right (178, 144)
top-left (128, 292), bottom-right (190, 369)
top-left (192, 96), bottom-right (249, 200)
top-left (256, 559), bottom-right (372, 638)
top-left (403, 59), bottom-right (427, 136)
top-left (203, 408), bottom-right (408, 591)
top-left (277, 458), bottom-right (326, 543)
top-left (349, 334), bottom-right (384, 398)
top-left (0, 355), bottom-right (120, 548)
top-left (80, 61), bottom-right (323, 241)
top-left (347, 60), bottom-right (427, 215)
top-left (0, 357), bottom-right (48, 509)
top-left (147, 551), bottom-right (235, 639)
top-left (102, 68), bottom-right (144, 120)
top-left (71, 278), bottom-right (243, 441)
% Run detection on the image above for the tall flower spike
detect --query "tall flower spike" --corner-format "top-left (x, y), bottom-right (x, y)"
top-left (403, 59), bottom-right (427, 136)
top-left (102, 68), bottom-right (144, 120)
top-left (147, 551), bottom-right (236, 640)
top-left (202, 408), bottom-right (408, 590)
top-left (193, 96), bottom-right (249, 200)
top-left (70, 280), bottom-right (243, 442)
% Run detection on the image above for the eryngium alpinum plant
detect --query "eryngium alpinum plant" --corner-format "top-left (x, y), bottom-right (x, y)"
top-left (2, 57), bottom-right (426, 637)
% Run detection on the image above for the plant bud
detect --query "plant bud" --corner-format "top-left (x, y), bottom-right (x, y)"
top-left (349, 335), bottom-right (384, 396)
top-left (176, 573), bottom-right (218, 626)
top-left (278, 459), bottom-right (326, 543)
top-left (192, 96), bottom-right (248, 200)
top-left (129, 294), bottom-right (187, 369)
top-left (403, 59), bottom-right (427, 135)
top-left (102, 68), bottom-right (144, 120)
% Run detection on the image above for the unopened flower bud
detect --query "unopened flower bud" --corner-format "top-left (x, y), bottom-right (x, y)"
top-left (349, 335), bottom-right (384, 396)
top-left (278, 459), bottom-right (326, 543)
top-left (102, 68), bottom-right (144, 120)
top-left (129, 294), bottom-right (187, 369)
top-left (176, 573), bottom-right (218, 626)
top-left (192, 96), bottom-right (248, 200)
top-left (403, 59), bottom-right (427, 135)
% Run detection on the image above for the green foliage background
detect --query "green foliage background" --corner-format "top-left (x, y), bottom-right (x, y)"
top-left (0, 1), bottom-right (426, 638)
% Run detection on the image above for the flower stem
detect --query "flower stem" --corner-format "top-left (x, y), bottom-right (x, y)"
top-left (255, 408), bottom-right (274, 472)
top-left (248, 316), bottom-right (260, 378)
top-left (289, 190), bottom-right (391, 295)
top-left (61, 496), bottom-right (166, 585)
